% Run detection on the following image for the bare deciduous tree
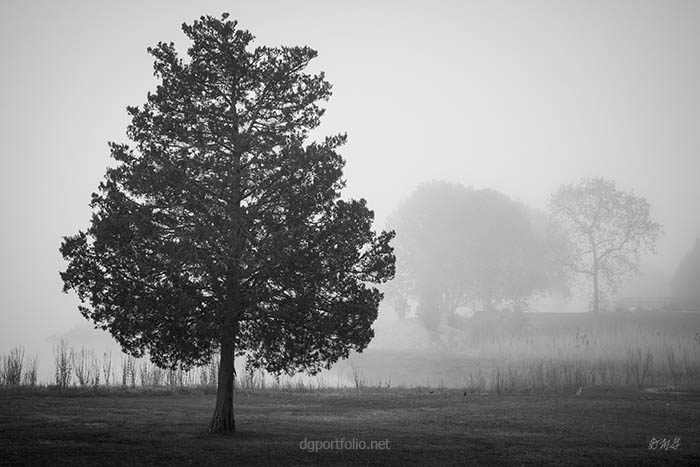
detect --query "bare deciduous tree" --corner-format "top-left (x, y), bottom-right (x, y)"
top-left (548, 178), bottom-right (662, 312)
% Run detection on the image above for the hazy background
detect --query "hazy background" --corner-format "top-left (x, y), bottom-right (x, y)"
top-left (2, 0), bottom-right (700, 364)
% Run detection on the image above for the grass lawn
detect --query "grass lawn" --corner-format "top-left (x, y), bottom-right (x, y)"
top-left (1, 388), bottom-right (699, 466)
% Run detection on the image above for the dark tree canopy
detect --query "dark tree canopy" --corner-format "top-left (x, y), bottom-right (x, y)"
top-left (60, 14), bottom-right (395, 432)
top-left (387, 181), bottom-right (561, 334)
top-left (548, 178), bottom-right (662, 313)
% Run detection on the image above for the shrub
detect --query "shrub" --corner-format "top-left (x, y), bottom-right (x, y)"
top-left (22, 354), bottom-right (38, 387)
top-left (1, 347), bottom-right (24, 386)
top-left (53, 341), bottom-right (73, 388)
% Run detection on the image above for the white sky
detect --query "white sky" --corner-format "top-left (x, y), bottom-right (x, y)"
top-left (2, 0), bottom-right (700, 351)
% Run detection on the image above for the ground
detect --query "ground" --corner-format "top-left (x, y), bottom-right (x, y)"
top-left (1, 388), bottom-right (699, 466)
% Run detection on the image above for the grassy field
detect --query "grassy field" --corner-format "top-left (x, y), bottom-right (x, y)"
top-left (1, 387), bottom-right (699, 466)
top-left (2, 311), bottom-right (699, 464)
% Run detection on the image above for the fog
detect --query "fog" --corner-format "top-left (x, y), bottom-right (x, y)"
top-left (2, 0), bottom-right (700, 385)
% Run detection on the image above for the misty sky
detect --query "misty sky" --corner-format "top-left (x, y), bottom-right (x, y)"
top-left (2, 0), bottom-right (700, 351)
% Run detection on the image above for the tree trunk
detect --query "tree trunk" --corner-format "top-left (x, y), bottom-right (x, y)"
top-left (591, 242), bottom-right (600, 313)
top-left (592, 268), bottom-right (599, 313)
top-left (208, 333), bottom-right (236, 433)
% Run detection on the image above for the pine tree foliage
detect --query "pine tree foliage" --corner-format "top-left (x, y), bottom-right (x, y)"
top-left (60, 14), bottom-right (395, 383)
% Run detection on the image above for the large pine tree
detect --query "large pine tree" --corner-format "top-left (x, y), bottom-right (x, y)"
top-left (60, 14), bottom-right (395, 432)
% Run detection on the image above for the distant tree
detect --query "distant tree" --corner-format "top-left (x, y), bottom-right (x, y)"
top-left (59, 14), bottom-right (395, 433)
top-left (387, 181), bottom-right (560, 335)
top-left (466, 189), bottom-right (566, 313)
top-left (671, 239), bottom-right (700, 310)
top-left (548, 178), bottom-right (662, 313)
top-left (387, 182), bottom-right (471, 331)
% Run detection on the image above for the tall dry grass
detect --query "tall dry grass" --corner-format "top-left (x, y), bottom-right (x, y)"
top-left (3, 311), bottom-right (699, 393)
top-left (449, 311), bottom-right (700, 392)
